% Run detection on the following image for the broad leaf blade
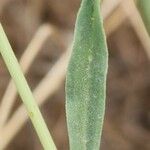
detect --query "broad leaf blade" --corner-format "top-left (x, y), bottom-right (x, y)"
top-left (66, 0), bottom-right (108, 149)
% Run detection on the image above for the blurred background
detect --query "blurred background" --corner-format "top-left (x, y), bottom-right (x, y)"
top-left (0, 0), bottom-right (150, 149)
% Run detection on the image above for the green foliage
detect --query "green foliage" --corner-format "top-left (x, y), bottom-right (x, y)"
top-left (66, 0), bottom-right (108, 149)
top-left (137, 0), bottom-right (150, 35)
top-left (0, 23), bottom-right (56, 150)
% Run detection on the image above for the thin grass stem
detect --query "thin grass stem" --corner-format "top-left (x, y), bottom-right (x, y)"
top-left (0, 48), bottom-right (70, 150)
top-left (0, 24), bottom-right (53, 128)
top-left (0, 23), bottom-right (56, 150)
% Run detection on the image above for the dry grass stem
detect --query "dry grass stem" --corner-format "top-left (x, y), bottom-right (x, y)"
top-left (105, 6), bottom-right (127, 35)
top-left (102, 0), bottom-right (122, 19)
top-left (121, 0), bottom-right (150, 59)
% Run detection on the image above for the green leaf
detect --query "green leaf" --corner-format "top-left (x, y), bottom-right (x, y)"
top-left (66, 0), bottom-right (108, 150)
top-left (137, 0), bottom-right (150, 35)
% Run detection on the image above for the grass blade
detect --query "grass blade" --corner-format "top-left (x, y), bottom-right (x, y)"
top-left (0, 23), bottom-right (56, 150)
top-left (1, 49), bottom-right (70, 149)
top-left (0, 24), bottom-right (52, 128)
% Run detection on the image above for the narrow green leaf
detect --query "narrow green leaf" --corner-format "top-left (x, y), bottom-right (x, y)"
top-left (137, 0), bottom-right (150, 35)
top-left (66, 0), bottom-right (108, 150)
top-left (0, 23), bottom-right (56, 150)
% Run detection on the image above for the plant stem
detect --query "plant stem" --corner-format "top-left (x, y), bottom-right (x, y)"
top-left (0, 23), bottom-right (56, 150)
top-left (0, 24), bottom-right (52, 128)
top-left (136, 0), bottom-right (150, 35)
